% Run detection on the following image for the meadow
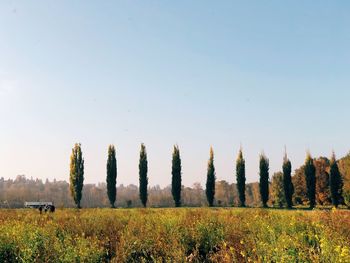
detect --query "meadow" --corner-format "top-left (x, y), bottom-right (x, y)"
top-left (0, 208), bottom-right (349, 263)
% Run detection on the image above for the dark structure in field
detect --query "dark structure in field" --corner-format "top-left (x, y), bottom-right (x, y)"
top-left (25, 201), bottom-right (55, 213)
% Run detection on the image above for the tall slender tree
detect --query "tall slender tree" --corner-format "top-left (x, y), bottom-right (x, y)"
top-left (236, 148), bottom-right (246, 207)
top-left (259, 153), bottom-right (269, 208)
top-left (69, 143), bottom-right (84, 209)
top-left (171, 145), bottom-right (182, 207)
top-left (106, 145), bottom-right (117, 208)
top-left (304, 152), bottom-right (316, 209)
top-left (206, 147), bottom-right (216, 207)
top-left (329, 152), bottom-right (343, 208)
top-left (283, 152), bottom-right (294, 208)
top-left (139, 143), bottom-right (148, 207)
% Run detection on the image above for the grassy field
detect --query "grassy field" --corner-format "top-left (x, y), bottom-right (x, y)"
top-left (0, 208), bottom-right (349, 262)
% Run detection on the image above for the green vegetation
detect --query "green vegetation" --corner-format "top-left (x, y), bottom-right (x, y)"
top-left (2, 148), bottom-right (350, 209)
top-left (305, 153), bottom-right (316, 209)
top-left (259, 153), bottom-right (269, 208)
top-left (139, 143), bottom-right (148, 208)
top-left (106, 145), bottom-right (117, 208)
top-left (206, 147), bottom-right (216, 207)
top-left (330, 153), bottom-right (343, 208)
top-left (283, 153), bottom-right (294, 208)
top-left (315, 157), bottom-right (331, 206)
top-left (271, 172), bottom-right (286, 208)
top-left (0, 208), bottom-right (349, 262)
top-left (338, 154), bottom-right (350, 207)
top-left (69, 143), bottom-right (84, 209)
top-left (236, 148), bottom-right (246, 207)
top-left (171, 145), bottom-right (182, 207)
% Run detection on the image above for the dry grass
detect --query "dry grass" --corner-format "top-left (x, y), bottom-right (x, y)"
top-left (0, 208), bottom-right (349, 262)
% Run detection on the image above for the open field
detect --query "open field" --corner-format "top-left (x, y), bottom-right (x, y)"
top-left (0, 208), bottom-right (349, 262)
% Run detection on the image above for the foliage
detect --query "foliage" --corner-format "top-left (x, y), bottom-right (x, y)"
top-left (315, 157), bottom-right (331, 205)
top-left (215, 180), bottom-right (232, 207)
top-left (236, 149), bottom-right (246, 207)
top-left (259, 153), bottom-right (269, 208)
top-left (3, 151), bottom-right (350, 209)
top-left (0, 176), bottom-right (275, 209)
top-left (0, 208), bottom-right (349, 262)
top-left (304, 153), bottom-right (316, 209)
top-left (171, 145), bottom-right (182, 207)
top-left (69, 143), bottom-right (84, 209)
top-left (139, 144), bottom-right (148, 207)
top-left (271, 172), bottom-right (286, 208)
top-left (282, 153), bottom-right (294, 208)
top-left (293, 166), bottom-right (308, 205)
top-left (338, 153), bottom-right (350, 207)
top-left (206, 147), bottom-right (216, 207)
top-left (106, 145), bottom-right (117, 208)
top-left (330, 153), bottom-right (343, 208)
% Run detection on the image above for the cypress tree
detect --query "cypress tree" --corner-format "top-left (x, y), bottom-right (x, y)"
top-left (69, 143), bottom-right (84, 209)
top-left (329, 152), bottom-right (343, 208)
top-left (139, 143), bottom-right (148, 207)
top-left (106, 145), bottom-right (117, 208)
top-left (236, 148), bottom-right (246, 207)
top-left (283, 152), bottom-right (294, 209)
top-left (304, 153), bottom-right (316, 209)
top-left (206, 147), bottom-right (216, 207)
top-left (259, 153), bottom-right (269, 208)
top-left (171, 145), bottom-right (182, 207)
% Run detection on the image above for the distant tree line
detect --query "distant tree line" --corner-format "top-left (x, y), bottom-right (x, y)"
top-left (0, 176), bottom-right (258, 208)
top-left (1, 144), bottom-right (349, 209)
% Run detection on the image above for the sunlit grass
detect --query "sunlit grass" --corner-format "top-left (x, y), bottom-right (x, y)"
top-left (0, 208), bottom-right (349, 262)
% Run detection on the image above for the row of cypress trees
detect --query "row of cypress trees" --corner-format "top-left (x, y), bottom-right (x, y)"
top-left (137, 144), bottom-right (217, 208)
top-left (69, 143), bottom-right (343, 209)
top-left (235, 150), bottom-right (343, 209)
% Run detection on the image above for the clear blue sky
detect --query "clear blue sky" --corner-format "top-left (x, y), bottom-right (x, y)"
top-left (0, 1), bottom-right (349, 187)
